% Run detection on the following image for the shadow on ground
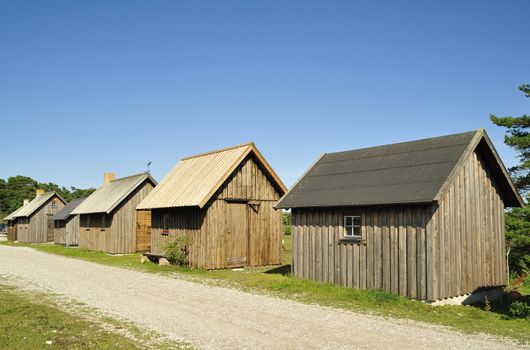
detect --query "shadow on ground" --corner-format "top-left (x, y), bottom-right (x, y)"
top-left (265, 264), bottom-right (291, 276)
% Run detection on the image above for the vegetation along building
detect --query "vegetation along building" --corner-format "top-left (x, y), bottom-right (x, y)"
top-left (276, 129), bottom-right (524, 302)
top-left (53, 197), bottom-right (86, 246)
top-left (9, 190), bottom-right (66, 243)
top-left (71, 173), bottom-right (156, 254)
top-left (137, 142), bottom-right (287, 269)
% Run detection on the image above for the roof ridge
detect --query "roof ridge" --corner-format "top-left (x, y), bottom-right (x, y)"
top-left (327, 130), bottom-right (478, 156)
top-left (181, 142), bottom-right (254, 161)
top-left (110, 172), bottom-right (150, 182)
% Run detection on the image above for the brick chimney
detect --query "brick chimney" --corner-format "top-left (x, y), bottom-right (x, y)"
top-left (104, 172), bottom-right (116, 184)
top-left (23, 199), bottom-right (30, 206)
top-left (36, 189), bottom-right (45, 197)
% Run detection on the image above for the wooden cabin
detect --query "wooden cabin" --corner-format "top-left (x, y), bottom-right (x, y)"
top-left (11, 190), bottom-right (66, 243)
top-left (3, 199), bottom-right (29, 241)
top-left (276, 129), bottom-right (524, 302)
top-left (53, 197), bottom-right (85, 246)
top-left (137, 142), bottom-right (287, 269)
top-left (71, 173), bottom-right (156, 254)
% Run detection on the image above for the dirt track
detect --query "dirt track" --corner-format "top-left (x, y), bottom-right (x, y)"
top-left (0, 245), bottom-right (524, 349)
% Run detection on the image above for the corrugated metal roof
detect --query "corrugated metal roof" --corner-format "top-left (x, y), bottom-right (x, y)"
top-left (72, 173), bottom-right (156, 215)
top-left (277, 131), bottom-right (477, 208)
top-left (53, 198), bottom-right (86, 221)
top-left (137, 142), bottom-right (287, 209)
top-left (14, 192), bottom-right (64, 218)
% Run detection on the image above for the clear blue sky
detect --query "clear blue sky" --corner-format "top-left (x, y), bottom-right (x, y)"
top-left (1, 1), bottom-right (529, 189)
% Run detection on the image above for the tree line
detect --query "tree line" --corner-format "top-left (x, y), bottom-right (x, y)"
top-left (0, 176), bottom-right (95, 220)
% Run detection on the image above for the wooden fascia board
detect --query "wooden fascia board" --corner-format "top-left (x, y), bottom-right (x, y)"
top-left (275, 152), bottom-right (327, 209)
top-left (198, 146), bottom-right (253, 208)
top-left (481, 131), bottom-right (525, 207)
top-left (433, 128), bottom-right (525, 207)
top-left (433, 129), bottom-right (484, 203)
top-left (249, 144), bottom-right (288, 194)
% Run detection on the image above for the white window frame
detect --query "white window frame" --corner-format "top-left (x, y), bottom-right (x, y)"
top-left (344, 215), bottom-right (362, 238)
top-left (51, 200), bottom-right (56, 209)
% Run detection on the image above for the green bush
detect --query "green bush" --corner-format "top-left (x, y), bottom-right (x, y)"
top-left (508, 301), bottom-right (530, 318)
top-left (283, 212), bottom-right (292, 235)
top-left (165, 236), bottom-right (191, 266)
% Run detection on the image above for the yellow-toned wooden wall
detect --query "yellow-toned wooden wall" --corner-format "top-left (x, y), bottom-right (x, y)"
top-left (151, 155), bottom-right (283, 269)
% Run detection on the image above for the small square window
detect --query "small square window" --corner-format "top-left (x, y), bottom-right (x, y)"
top-left (344, 215), bottom-right (362, 238)
top-left (51, 201), bottom-right (56, 209)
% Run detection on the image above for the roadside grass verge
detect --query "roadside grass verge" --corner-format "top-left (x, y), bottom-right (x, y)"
top-left (0, 283), bottom-right (191, 349)
top-left (1, 239), bottom-right (529, 344)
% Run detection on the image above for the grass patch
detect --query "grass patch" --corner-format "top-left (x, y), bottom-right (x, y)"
top-left (0, 285), bottom-right (136, 349)
top-left (2, 239), bottom-right (529, 344)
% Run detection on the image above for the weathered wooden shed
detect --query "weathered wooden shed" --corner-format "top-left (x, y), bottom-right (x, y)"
top-left (276, 129), bottom-right (524, 302)
top-left (53, 197), bottom-right (85, 246)
top-left (3, 200), bottom-right (29, 241)
top-left (12, 190), bottom-right (66, 243)
top-left (137, 142), bottom-right (287, 269)
top-left (71, 173), bottom-right (156, 254)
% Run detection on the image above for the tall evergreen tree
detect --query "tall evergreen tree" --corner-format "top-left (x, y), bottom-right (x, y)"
top-left (491, 84), bottom-right (530, 275)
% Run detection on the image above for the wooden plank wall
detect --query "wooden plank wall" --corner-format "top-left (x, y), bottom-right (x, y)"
top-left (136, 210), bottom-right (152, 252)
top-left (292, 206), bottom-right (429, 299)
top-left (79, 181), bottom-right (154, 254)
top-left (426, 149), bottom-right (507, 300)
top-left (54, 221), bottom-right (67, 245)
top-left (17, 197), bottom-right (65, 243)
top-left (78, 213), bottom-right (113, 251)
top-left (7, 221), bottom-right (17, 241)
top-left (150, 155), bottom-right (283, 269)
top-left (63, 215), bottom-right (80, 246)
top-left (151, 206), bottom-right (204, 265)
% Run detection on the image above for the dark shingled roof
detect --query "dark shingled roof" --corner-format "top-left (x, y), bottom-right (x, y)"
top-left (277, 130), bottom-right (523, 209)
top-left (53, 198), bottom-right (86, 221)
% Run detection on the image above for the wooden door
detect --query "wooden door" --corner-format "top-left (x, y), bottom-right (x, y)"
top-left (46, 215), bottom-right (54, 242)
top-left (7, 222), bottom-right (17, 241)
top-left (136, 210), bottom-right (152, 252)
top-left (225, 203), bottom-right (248, 268)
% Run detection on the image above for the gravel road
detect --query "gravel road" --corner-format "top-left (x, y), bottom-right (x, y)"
top-left (0, 245), bottom-right (524, 349)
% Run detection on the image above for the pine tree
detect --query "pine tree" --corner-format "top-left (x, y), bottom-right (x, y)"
top-left (491, 84), bottom-right (530, 275)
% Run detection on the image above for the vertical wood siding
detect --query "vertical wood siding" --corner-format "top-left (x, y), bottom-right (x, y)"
top-left (292, 150), bottom-right (508, 301)
top-left (292, 206), bottom-right (428, 299)
top-left (16, 197), bottom-right (65, 243)
top-left (79, 181), bottom-right (154, 254)
top-left (151, 155), bottom-right (283, 269)
top-left (7, 221), bottom-right (17, 241)
top-left (426, 150), bottom-right (507, 300)
top-left (54, 215), bottom-right (80, 246)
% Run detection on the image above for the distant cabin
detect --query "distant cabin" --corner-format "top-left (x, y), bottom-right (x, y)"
top-left (3, 199), bottom-right (30, 241)
top-left (71, 173), bottom-right (156, 254)
top-left (8, 190), bottom-right (66, 243)
top-left (137, 142), bottom-right (287, 269)
top-left (276, 129), bottom-right (524, 302)
top-left (53, 197), bottom-right (85, 246)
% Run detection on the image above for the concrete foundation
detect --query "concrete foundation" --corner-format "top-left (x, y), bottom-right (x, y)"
top-left (428, 287), bottom-right (504, 306)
